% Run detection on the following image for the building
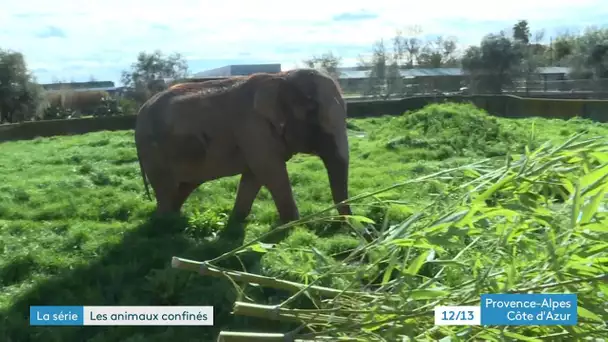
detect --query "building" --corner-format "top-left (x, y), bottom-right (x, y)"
top-left (523, 67), bottom-right (571, 92)
top-left (337, 66), bottom-right (572, 94)
top-left (189, 64), bottom-right (573, 95)
top-left (41, 81), bottom-right (121, 95)
top-left (335, 67), bottom-right (466, 94)
top-left (192, 64), bottom-right (282, 78)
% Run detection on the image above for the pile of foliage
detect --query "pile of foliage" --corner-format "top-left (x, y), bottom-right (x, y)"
top-left (382, 103), bottom-right (520, 159)
top-left (177, 132), bottom-right (608, 341)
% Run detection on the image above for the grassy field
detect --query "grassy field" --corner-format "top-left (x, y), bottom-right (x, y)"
top-left (0, 103), bottom-right (607, 341)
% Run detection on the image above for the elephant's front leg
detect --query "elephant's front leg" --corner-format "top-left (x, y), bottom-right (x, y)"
top-left (231, 169), bottom-right (262, 221)
top-left (236, 120), bottom-right (300, 225)
top-left (258, 162), bottom-right (299, 223)
top-left (222, 170), bottom-right (262, 241)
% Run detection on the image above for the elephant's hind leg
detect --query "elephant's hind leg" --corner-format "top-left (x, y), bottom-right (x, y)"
top-left (144, 166), bottom-right (180, 215)
top-left (172, 182), bottom-right (201, 212)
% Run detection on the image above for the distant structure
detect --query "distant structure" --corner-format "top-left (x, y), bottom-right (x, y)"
top-left (192, 63), bottom-right (282, 78)
top-left (40, 81), bottom-right (125, 95)
top-left (189, 64), bottom-right (574, 95)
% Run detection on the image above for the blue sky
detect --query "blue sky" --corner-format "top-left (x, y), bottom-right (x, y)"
top-left (1, 0), bottom-right (607, 85)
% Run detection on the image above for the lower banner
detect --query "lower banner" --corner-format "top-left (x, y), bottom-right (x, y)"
top-left (30, 306), bottom-right (214, 326)
top-left (434, 293), bottom-right (578, 326)
top-left (480, 293), bottom-right (577, 326)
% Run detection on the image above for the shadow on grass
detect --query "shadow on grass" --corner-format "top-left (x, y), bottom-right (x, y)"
top-left (0, 212), bottom-right (298, 342)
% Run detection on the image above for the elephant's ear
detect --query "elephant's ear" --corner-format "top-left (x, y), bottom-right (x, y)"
top-left (253, 77), bottom-right (288, 132)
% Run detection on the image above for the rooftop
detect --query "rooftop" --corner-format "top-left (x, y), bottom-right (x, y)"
top-left (41, 81), bottom-right (115, 90)
top-left (193, 63), bottom-right (282, 78)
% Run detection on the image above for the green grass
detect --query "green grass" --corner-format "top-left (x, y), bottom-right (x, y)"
top-left (0, 103), bottom-right (607, 341)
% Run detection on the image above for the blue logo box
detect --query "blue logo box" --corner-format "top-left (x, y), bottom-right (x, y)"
top-left (480, 293), bottom-right (577, 326)
top-left (30, 306), bottom-right (84, 326)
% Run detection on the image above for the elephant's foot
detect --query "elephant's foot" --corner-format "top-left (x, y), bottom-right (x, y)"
top-left (259, 222), bottom-right (293, 245)
top-left (217, 213), bottom-right (247, 244)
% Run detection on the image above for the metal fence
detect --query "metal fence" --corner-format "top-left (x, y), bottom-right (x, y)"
top-left (339, 76), bottom-right (608, 99)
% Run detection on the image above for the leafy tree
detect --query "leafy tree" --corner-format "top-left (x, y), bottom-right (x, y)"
top-left (0, 49), bottom-right (46, 123)
top-left (552, 34), bottom-right (575, 61)
top-left (358, 26), bottom-right (461, 97)
top-left (392, 26), bottom-right (424, 68)
top-left (418, 36), bottom-right (459, 68)
top-left (513, 23), bottom-right (552, 93)
top-left (461, 33), bottom-right (523, 94)
top-left (120, 50), bottom-right (189, 103)
top-left (551, 27), bottom-right (608, 85)
top-left (513, 20), bottom-right (531, 44)
top-left (303, 52), bottom-right (342, 80)
top-left (357, 39), bottom-right (402, 98)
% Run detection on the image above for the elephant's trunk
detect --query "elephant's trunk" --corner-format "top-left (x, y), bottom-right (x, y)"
top-left (320, 127), bottom-right (352, 217)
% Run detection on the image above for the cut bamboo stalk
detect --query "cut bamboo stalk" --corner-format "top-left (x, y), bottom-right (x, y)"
top-left (216, 331), bottom-right (355, 342)
top-left (215, 331), bottom-right (288, 342)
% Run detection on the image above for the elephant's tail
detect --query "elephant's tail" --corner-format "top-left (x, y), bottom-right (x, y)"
top-left (137, 150), bottom-right (152, 201)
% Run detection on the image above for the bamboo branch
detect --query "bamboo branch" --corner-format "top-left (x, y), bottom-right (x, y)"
top-left (171, 256), bottom-right (378, 300)
top-left (232, 301), bottom-right (353, 325)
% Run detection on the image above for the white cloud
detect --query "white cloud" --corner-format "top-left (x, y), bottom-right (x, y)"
top-left (1, 0), bottom-right (606, 83)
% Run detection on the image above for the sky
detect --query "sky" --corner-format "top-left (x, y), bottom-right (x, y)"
top-left (1, 0), bottom-right (607, 85)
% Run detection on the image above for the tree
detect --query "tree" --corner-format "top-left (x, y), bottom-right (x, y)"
top-left (512, 22), bottom-right (552, 93)
top-left (120, 50), bottom-right (189, 102)
top-left (392, 26), bottom-right (424, 68)
top-left (418, 36), bottom-right (459, 68)
top-left (552, 27), bottom-right (608, 83)
top-left (0, 49), bottom-right (46, 123)
top-left (461, 33), bottom-right (523, 94)
top-left (553, 36), bottom-right (575, 61)
top-left (513, 20), bottom-right (531, 44)
top-left (357, 39), bottom-right (403, 98)
top-left (303, 51), bottom-right (342, 80)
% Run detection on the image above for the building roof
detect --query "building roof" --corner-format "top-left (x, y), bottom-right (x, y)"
top-left (193, 63), bottom-right (282, 77)
top-left (41, 81), bottom-right (115, 90)
top-left (536, 67), bottom-right (571, 74)
top-left (336, 67), bottom-right (464, 79)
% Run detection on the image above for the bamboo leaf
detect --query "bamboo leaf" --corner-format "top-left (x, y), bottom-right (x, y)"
top-left (346, 215), bottom-right (376, 224)
top-left (408, 289), bottom-right (450, 300)
top-left (577, 306), bottom-right (604, 323)
top-left (382, 250), bottom-right (400, 285)
top-left (503, 331), bottom-right (542, 341)
top-left (581, 223), bottom-right (608, 232)
top-left (572, 182), bottom-right (582, 227)
top-left (425, 260), bottom-right (467, 267)
top-left (580, 183), bottom-right (608, 225)
top-left (404, 249), bottom-right (431, 275)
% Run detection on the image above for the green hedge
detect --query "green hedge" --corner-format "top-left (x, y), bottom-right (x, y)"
top-left (1, 95), bottom-right (608, 143)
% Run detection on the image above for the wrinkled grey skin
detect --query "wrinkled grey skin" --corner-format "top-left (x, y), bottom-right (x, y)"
top-left (134, 68), bottom-right (352, 237)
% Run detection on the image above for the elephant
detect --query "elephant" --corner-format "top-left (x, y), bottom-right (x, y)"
top-left (134, 68), bottom-right (352, 238)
